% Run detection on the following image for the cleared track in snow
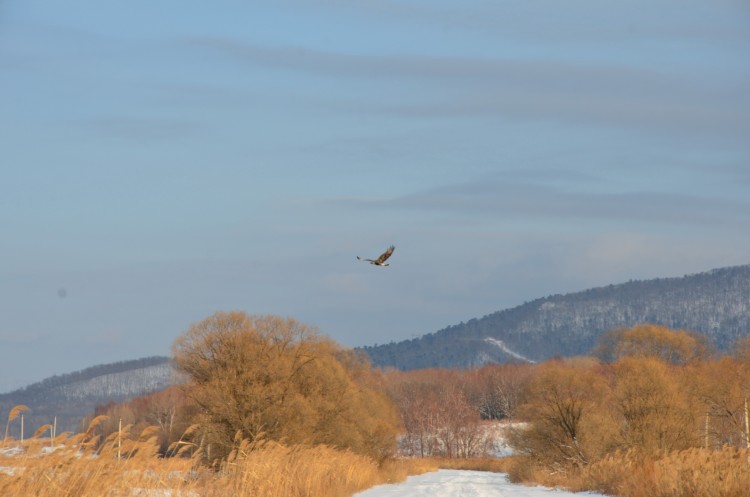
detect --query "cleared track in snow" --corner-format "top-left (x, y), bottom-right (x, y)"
top-left (353, 469), bottom-right (604, 497)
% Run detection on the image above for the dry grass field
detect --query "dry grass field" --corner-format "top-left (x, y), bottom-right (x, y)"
top-left (3, 423), bottom-right (749, 497)
top-left (506, 447), bottom-right (750, 497)
top-left (0, 424), bottom-right (436, 497)
top-left (5, 325), bottom-right (750, 497)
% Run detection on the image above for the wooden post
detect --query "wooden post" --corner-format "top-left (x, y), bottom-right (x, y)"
top-left (118, 418), bottom-right (122, 460)
top-left (20, 415), bottom-right (24, 444)
top-left (705, 412), bottom-right (709, 449)
top-left (51, 416), bottom-right (57, 449)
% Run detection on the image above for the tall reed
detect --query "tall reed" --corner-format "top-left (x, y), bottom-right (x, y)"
top-left (217, 439), bottom-right (381, 497)
top-left (3, 405), bottom-right (29, 442)
top-left (508, 447), bottom-right (750, 497)
top-left (580, 447), bottom-right (750, 497)
top-left (0, 421), bottom-right (435, 497)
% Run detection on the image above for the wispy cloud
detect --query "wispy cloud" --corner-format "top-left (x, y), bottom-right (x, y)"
top-left (325, 179), bottom-right (750, 229)
top-left (283, 0), bottom-right (750, 43)
top-left (188, 37), bottom-right (749, 136)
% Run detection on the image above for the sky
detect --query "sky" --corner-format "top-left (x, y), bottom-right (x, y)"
top-left (1, 0), bottom-right (749, 392)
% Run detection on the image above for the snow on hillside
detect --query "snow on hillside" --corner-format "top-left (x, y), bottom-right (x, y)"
top-left (0, 357), bottom-right (178, 435)
top-left (484, 338), bottom-right (536, 363)
top-left (364, 264), bottom-right (750, 370)
top-left (56, 362), bottom-right (175, 400)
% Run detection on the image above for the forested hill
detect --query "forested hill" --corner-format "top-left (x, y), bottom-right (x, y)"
top-left (362, 264), bottom-right (750, 370)
top-left (0, 356), bottom-right (174, 435)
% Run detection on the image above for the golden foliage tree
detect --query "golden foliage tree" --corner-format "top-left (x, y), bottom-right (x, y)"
top-left (687, 357), bottom-right (749, 449)
top-left (172, 312), bottom-right (400, 462)
top-left (733, 333), bottom-right (750, 366)
top-left (511, 360), bottom-right (617, 470)
top-left (595, 324), bottom-right (711, 364)
top-left (612, 356), bottom-right (698, 454)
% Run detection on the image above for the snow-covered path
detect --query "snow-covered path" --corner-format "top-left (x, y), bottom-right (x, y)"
top-left (353, 469), bottom-right (605, 497)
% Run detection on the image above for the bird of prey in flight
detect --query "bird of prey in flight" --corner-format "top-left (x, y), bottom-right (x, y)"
top-left (357, 245), bottom-right (395, 266)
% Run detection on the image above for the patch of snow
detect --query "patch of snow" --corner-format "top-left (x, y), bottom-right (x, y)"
top-left (484, 338), bottom-right (536, 363)
top-left (129, 490), bottom-right (199, 497)
top-left (58, 363), bottom-right (175, 400)
top-left (483, 421), bottom-right (527, 458)
top-left (41, 445), bottom-right (65, 454)
top-left (0, 446), bottom-right (24, 458)
top-left (353, 469), bottom-right (606, 497)
top-left (492, 435), bottom-right (515, 458)
top-left (0, 466), bottom-right (20, 476)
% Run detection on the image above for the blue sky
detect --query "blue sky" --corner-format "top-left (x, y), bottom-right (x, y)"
top-left (1, 0), bottom-right (749, 392)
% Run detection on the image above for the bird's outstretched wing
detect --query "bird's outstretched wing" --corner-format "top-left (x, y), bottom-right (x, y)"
top-left (357, 245), bottom-right (395, 265)
top-left (374, 245), bottom-right (395, 265)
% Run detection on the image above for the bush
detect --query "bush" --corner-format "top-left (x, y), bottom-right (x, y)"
top-left (172, 312), bottom-right (401, 462)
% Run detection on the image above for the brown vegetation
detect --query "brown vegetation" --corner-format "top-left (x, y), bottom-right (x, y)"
top-left (382, 364), bottom-right (531, 458)
top-left (511, 359), bottom-right (617, 468)
top-left (507, 325), bottom-right (750, 497)
top-left (3, 405), bottom-right (28, 443)
top-left (594, 323), bottom-right (712, 364)
top-left (423, 455), bottom-right (515, 473)
top-left (508, 447), bottom-right (750, 497)
top-left (171, 312), bottom-right (400, 463)
top-left (89, 386), bottom-right (197, 455)
top-left (0, 423), bottom-right (435, 497)
top-left (3, 319), bottom-right (749, 497)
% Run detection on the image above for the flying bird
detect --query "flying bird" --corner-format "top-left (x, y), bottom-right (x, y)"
top-left (357, 245), bottom-right (395, 266)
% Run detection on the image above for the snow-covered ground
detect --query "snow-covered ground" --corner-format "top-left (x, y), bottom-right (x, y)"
top-left (486, 420), bottom-right (522, 458)
top-left (353, 469), bottom-right (605, 497)
top-left (0, 446), bottom-right (24, 457)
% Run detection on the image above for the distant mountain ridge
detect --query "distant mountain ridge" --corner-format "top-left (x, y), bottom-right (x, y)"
top-left (362, 264), bottom-right (750, 370)
top-left (4, 264), bottom-right (749, 436)
top-left (0, 356), bottom-right (174, 436)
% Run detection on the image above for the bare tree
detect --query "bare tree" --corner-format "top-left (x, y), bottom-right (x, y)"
top-left (386, 369), bottom-right (494, 458)
top-left (467, 364), bottom-right (532, 420)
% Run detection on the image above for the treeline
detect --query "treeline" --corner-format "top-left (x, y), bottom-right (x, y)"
top-left (91, 362), bottom-right (528, 459)
top-left (89, 312), bottom-right (401, 464)
top-left (87, 333), bottom-right (534, 461)
top-left (374, 323), bottom-right (750, 496)
top-left (55, 318), bottom-right (750, 496)
top-left (514, 324), bottom-right (749, 462)
top-left (381, 364), bottom-right (531, 457)
top-left (87, 322), bottom-right (750, 464)
top-left (502, 324), bottom-right (750, 496)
